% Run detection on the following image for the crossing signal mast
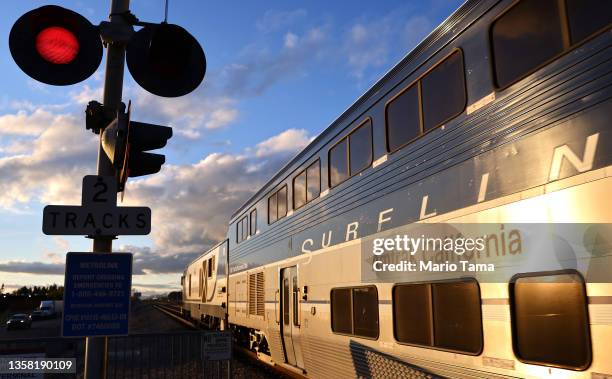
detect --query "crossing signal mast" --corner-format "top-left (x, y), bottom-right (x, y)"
top-left (9, 3), bottom-right (206, 191)
top-left (9, 2), bottom-right (206, 378)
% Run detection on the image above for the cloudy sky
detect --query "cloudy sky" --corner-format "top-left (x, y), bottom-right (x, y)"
top-left (0, 0), bottom-right (462, 295)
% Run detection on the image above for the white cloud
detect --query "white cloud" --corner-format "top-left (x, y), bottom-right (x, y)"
top-left (218, 25), bottom-right (329, 96)
top-left (255, 128), bottom-right (311, 157)
top-left (205, 108), bottom-right (239, 130)
top-left (0, 109), bottom-right (62, 136)
top-left (68, 84), bottom-right (240, 139)
top-left (0, 110), bottom-right (96, 210)
top-left (70, 85), bottom-right (103, 105)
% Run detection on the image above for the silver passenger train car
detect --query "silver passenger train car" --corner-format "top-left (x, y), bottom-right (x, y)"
top-left (182, 0), bottom-right (612, 377)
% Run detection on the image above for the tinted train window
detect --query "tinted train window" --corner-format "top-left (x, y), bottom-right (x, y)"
top-left (393, 284), bottom-right (432, 346)
top-left (433, 281), bottom-right (482, 353)
top-left (236, 216), bottom-right (248, 243)
top-left (349, 120), bottom-right (373, 175)
top-left (329, 120), bottom-right (373, 188)
top-left (329, 139), bottom-right (349, 187)
top-left (293, 171), bottom-right (306, 209)
top-left (331, 288), bottom-right (352, 334)
top-left (283, 277), bottom-right (290, 325)
top-left (393, 279), bottom-right (482, 354)
top-left (250, 209), bottom-right (257, 235)
top-left (293, 160), bottom-right (321, 210)
top-left (566, 0), bottom-right (612, 44)
top-left (268, 193), bottom-right (277, 224)
top-left (352, 286), bottom-right (379, 338)
top-left (421, 51), bottom-right (466, 132)
top-left (306, 161), bottom-right (320, 202)
top-left (510, 271), bottom-right (591, 369)
top-left (386, 85), bottom-right (420, 152)
top-left (277, 186), bottom-right (287, 219)
top-left (491, 0), bottom-right (564, 88)
top-left (331, 286), bottom-right (378, 338)
top-left (207, 258), bottom-right (213, 278)
top-left (268, 185), bottom-right (288, 224)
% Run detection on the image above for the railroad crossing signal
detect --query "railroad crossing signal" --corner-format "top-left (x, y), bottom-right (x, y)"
top-left (101, 104), bottom-right (173, 192)
top-left (9, 5), bottom-right (206, 97)
top-left (126, 23), bottom-right (206, 98)
top-left (9, 5), bottom-right (103, 86)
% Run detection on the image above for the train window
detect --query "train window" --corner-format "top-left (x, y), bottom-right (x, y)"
top-left (510, 271), bottom-right (591, 370)
top-left (306, 160), bottom-right (321, 202)
top-left (293, 160), bottom-right (321, 210)
top-left (491, 0), bottom-right (564, 88)
top-left (268, 185), bottom-right (287, 224)
top-left (386, 84), bottom-right (420, 152)
top-left (329, 139), bottom-right (349, 187)
top-left (349, 120), bottom-right (373, 176)
top-left (421, 50), bottom-right (466, 132)
top-left (331, 286), bottom-right (379, 338)
top-left (566, 0), bottom-right (612, 44)
top-left (352, 286), bottom-right (379, 338)
top-left (283, 277), bottom-right (290, 325)
top-left (329, 120), bottom-right (373, 188)
top-left (277, 186), bottom-right (287, 219)
top-left (432, 280), bottom-right (482, 353)
top-left (331, 288), bottom-right (352, 334)
top-left (293, 276), bottom-right (299, 327)
top-left (268, 192), bottom-right (277, 224)
top-left (250, 209), bottom-right (257, 236)
top-left (293, 171), bottom-right (307, 210)
top-left (393, 279), bottom-right (482, 354)
top-left (207, 258), bottom-right (213, 278)
top-left (236, 216), bottom-right (248, 243)
top-left (189, 274), bottom-right (192, 296)
top-left (393, 283), bottom-right (432, 346)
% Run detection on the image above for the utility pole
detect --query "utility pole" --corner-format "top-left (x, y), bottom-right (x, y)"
top-left (84, 1), bottom-right (129, 378)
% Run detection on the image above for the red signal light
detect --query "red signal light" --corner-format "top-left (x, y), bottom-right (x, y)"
top-left (35, 26), bottom-right (79, 64)
top-left (9, 5), bottom-right (102, 85)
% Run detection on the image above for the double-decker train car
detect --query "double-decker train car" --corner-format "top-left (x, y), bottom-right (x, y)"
top-left (182, 0), bottom-right (612, 377)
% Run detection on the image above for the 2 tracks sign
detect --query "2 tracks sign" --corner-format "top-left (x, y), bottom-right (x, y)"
top-left (42, 175), bottom-right (151, 237)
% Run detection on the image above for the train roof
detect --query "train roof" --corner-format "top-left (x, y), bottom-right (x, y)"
top-left (230, 0), bottom-right (475, 222)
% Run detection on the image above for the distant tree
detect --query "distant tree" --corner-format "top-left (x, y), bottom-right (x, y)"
top-left (10, 285), bottom-right (64, 299)
top-left (13, 286), bottom-right (31, 296)
top-left (0, 283), bottom-right (4, 295)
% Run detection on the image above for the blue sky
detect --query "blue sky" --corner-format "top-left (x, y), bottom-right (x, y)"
top-left (0, 0), bottom-right (462, 294)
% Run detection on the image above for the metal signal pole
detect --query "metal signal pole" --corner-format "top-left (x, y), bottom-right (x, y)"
top-left (84, 0), bottom-right (129, 377)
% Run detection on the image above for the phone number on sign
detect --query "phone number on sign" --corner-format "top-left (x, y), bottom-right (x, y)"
top-left (0, 358), bottom-right (76, 374)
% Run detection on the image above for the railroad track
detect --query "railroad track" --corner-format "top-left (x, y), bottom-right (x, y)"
top-left (151, 301), bottom-right (304, 379)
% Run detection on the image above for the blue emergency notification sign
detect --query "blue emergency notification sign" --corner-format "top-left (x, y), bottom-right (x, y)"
top-left (63, 252), bottom-right (133, 337)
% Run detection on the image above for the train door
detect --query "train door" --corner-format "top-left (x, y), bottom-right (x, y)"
top-left (280, 266), bottom-right (304, 369)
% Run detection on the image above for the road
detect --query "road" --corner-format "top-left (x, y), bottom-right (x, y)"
top-left (0, 317), bottom-right (61, 340)
top-left (0, 301), bottom-right (189, 341)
